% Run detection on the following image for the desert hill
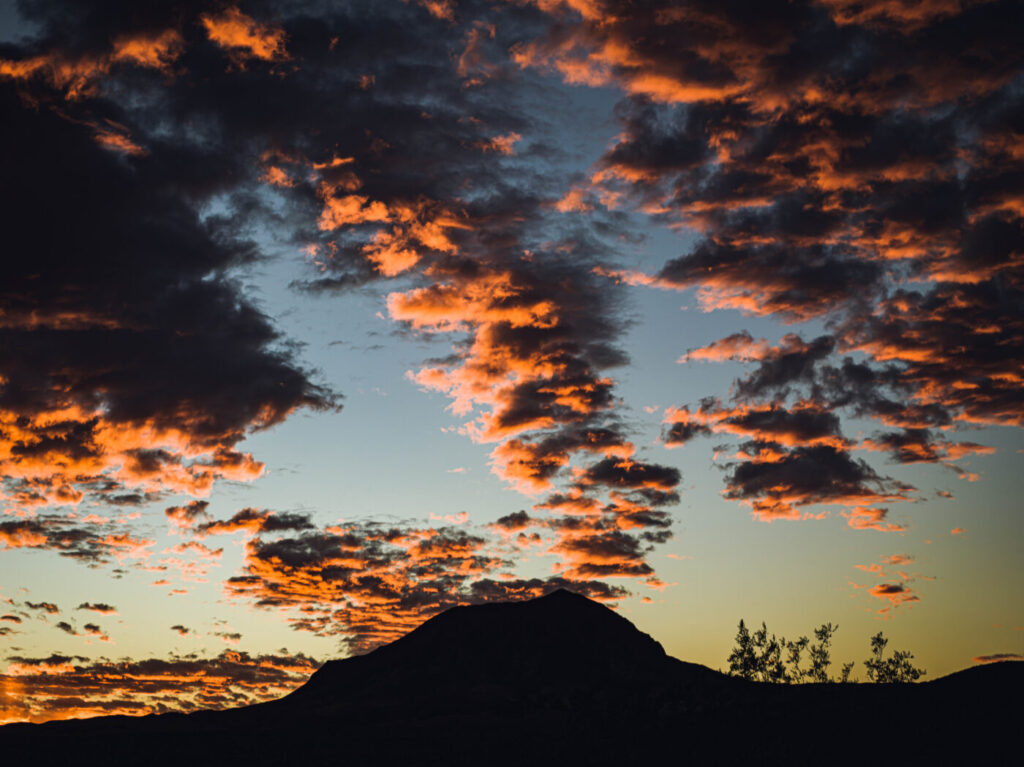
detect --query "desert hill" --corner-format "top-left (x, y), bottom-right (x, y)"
top-left (1, 589), bottom-right (1019, 765)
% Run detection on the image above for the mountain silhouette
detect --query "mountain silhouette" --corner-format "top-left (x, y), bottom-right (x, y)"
top-left (1, 590), bottom-right (1019, 766)
top-left (285, 589), bottom-right (728, 710)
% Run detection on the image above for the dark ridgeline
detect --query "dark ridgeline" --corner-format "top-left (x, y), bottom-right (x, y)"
top-left (1, 590), bottom-right (1018, 765)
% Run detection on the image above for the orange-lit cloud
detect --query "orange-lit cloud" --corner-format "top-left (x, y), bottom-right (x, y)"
top-left (490, 428), bottom-right (632, 493)
top-left (853, 554), bottom-right (927, 613)
top-left (664, 402), bottom-right (849, 450)
top-left (973, 653), bottom-right (1024, 664)
top-left (678, 332), bottom-right (772, 364)
top-left (217, 509), bottom-right (644, 652)
top-left (24, 601), bottom-right (59, 615)
top-left (200, 7), bottom-right (288, 63)
top-left (518, 1), bottom-right (1024, 514)
top-left (417, 0), bottom-right (457, 21)
top-left (0, 517), bottom-right (154, 566)
top-left (223, 517), bottom-right (505, 651)
top-left (842, 506), bottom-right (906, 533)
top-left (480, 132), bottom-right (522, 155)
top-left (91, 121), bottom-right (147, 156)
top-left (868, 582), bottom-right (920, 610)
top-left (165, 500), bottom-right (211, 532)
top-left (0, 650), bottom-right (318, 725)
top-left (389, 253), bottom-right (681, 583)
top-left (197, 508), bottom-right (313, 538)
top-left (313, 168), bottom-right (470, 276)
top-left (0, 405), bottom-right (280, 518)
top-left (0, 28), bottom-right (182, 98)
top-left (2, 1), bottom-right (1016, 693)
top-left (817, 0), bottom-right (965, 30)
top-left (722, 443), bottom-right (914, 522)
top-left (76, 603), bottom-right (117, 615)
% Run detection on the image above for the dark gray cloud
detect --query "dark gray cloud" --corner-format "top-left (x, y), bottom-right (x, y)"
top-left (1, 648), bottom-right (320, 723)
top-left (0, 0), bottom-right (681, 588)
top-left (525, 1), bottom-right (1021, 512)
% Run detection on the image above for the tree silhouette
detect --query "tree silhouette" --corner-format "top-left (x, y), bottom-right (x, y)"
top-left (786, 635), bottom-right (810, 682)
top-left (727, 621), bottom-right (827, 683)
top-left (727, 621), bottom-right (922, 683)
top-left (863, 632), bottom-right (925, 683)
top-left (727, 619), bottom-right (757, 680)
top-left (807, 623), bottom-right (836, 683)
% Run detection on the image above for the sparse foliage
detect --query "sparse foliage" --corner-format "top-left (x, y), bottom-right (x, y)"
top-left (808, 622), bottom-right (837, 683)
top-left (752, 622), bottom-right (789, 683)
top-left (786, 635), bottom-right (809, 683)
top-left (727, 620), bottom-right (792, 682)
top-left (838, 661), bottom-right (855, 683)
top-left (728, 621), bottom-right (820, 683)
top-left (727, 619), bottom-right (757, 680)
top-left (727, 621), bottom-right (924, 684)
top-left (863, 631), bottom-right (925, 683)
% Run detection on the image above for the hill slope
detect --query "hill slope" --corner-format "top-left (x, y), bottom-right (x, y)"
top-left (1, 590), bottom-right (1019, 766)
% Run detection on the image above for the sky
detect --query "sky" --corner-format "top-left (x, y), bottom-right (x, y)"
top-left (1, 0), bottom-right (1022, 723)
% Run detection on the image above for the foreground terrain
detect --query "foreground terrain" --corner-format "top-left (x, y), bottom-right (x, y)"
top-left (1, 590), bottom-right (1019, 765)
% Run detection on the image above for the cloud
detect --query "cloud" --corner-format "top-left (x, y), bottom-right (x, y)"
top-left (2, 0), bottom-right (1017, 659)
top-left (0, 517), bottom-right (154, 566)
top-left (0, 27), bottom-right (182, 99)
top-left (490, 510), bottom-right (534, 532)
top-left (23, 602), bottom-right (59, 614)
top-left (518, 0), bottom-right (1023, 527)
top-left (973, 653), bottom-right (1024, 664)
top-left (678, 332), bottom-right (772, 364)
top-left (0, 649), bottom-right (319, 724)
top-left (666, 401), bottom-right (848, 449)
top-left (223, 516), bottom-right (509, 652)
top-left (197, 508), bottom-right (315, 537)
top-left (165, 500), bottom-right (211, 532)
top-left (867, 583), bottom-right (920, 610)
top-left (861, 429), bottom-right (994, 478)
top-left (467, 577), bottom-right (627, 603)
top-left (661, 410), bottom-right (713, 447)
top-left (722, 443), bottom-right (913, 521)
top-left (852, 553), bottom-right (928, 613)
top-left (218, 508), bottom-right (656, 653)
top-left (0, 0), bottom-right (683, 592)
top-left (0, 67), bottom-right (336, 519)
top-left (490, 427), bottom-right (633, 493)
top-left (82, 623), bottom-right (111, 642)
top-left (76, 603), bottom-right (117, 615)
top-left (582, 457), bottom-right (680, 492)
top-left (842, 507), bottom-right (906, 533)
top-left (0, 521), bottom-right (48, 549)
top-left (200, 6), bottom-right (289, 64)
top-left (729, 336), bottom-right (837, 402)
top-left (882, 554), bottom-right (913, 567)
top-left (550, 529), bottom-right (658, 580)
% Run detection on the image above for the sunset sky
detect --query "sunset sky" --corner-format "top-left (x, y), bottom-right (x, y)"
top-left (1, 0), bottom-right (1022, 723)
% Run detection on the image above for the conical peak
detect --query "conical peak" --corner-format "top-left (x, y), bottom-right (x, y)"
top-left (289, 589), bottom-right (671, 705)
top-left (535, 587), bottom-right (587, 602)
top-left (360, 588), bottom-right (668, 671)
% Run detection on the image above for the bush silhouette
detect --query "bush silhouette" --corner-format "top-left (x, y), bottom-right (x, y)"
top-left (863, 631), bottom-right (925, 683)
top-left (728, 621), bottom-right (921, 683)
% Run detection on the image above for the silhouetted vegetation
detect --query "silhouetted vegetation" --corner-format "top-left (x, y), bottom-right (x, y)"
top-left (727, 620), bottom-right (922, 683)
top-left (863, 631), bottom-right (925, 683)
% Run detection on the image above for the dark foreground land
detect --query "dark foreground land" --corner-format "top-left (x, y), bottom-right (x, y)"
top-left (1, 590), bottom-right (1019, 766)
